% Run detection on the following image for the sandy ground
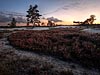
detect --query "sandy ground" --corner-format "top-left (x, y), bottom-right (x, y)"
top-left (0, 31), bottom-right (100, 75)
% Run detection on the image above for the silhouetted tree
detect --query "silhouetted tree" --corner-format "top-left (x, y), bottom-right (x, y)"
top-left (73, 15), bottom-right (96, 25)
top-left (10, 18), bottom-right (16, 27)
top-left (41, 22), bottom-right (45, 26)
top-left (47, 20), bottom-right (55, 26)
top-left (82, 15), bottom-right (96, 25)
top-left (47, 21), bottom-right (52, 26)
top-left (26, 4), bottom-right (42, 26)
top-left (90, 15), bottom-right (96, 24)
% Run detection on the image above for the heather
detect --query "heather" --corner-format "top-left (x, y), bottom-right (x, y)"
top-left (8, 28), bottom-right (100, 69)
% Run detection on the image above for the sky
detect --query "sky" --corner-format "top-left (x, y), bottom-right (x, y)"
top-left (0, 0), bottom-right (100, 25)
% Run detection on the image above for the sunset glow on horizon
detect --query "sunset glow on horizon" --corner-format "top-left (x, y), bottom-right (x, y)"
top-left (0, 0), bottom-right (100, 25)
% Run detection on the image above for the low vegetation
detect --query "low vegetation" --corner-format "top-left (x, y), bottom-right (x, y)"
top-left (8, 28), bottom-right (100, 69)
top-left (0, 49), bottom-right (74, 75)
top-left (0, 32), bottom-right (3, 39)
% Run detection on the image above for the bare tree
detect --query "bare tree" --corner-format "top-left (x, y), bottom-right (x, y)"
top-left (82, 15), bottom-right (96, 25)
top-left (73, 15), bottom-right (96, 25)
top-left (89, 15), bottom-right (96, 24)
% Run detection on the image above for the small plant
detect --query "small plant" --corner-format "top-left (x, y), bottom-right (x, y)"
top-left (60, 69), bottom-right (73, 75)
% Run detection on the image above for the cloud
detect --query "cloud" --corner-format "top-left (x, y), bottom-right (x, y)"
top-left (16, 17), bottom-right (26, 23)
top-left (61, 2), bottom-right (80, 10)
top-left (47, 17), bottom-right (63, 22)
top-left (0, 11), bottom-right (26, 23)
top-left (0, 14), bottom-right (10, 22)
top-left (43, 1), bottom-right (80, 16)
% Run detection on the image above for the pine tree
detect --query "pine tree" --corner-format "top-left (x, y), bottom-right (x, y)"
top-left (10, 18), bottom-right (16, 27)
top-left (26, 4), bottom-right (42, 26)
